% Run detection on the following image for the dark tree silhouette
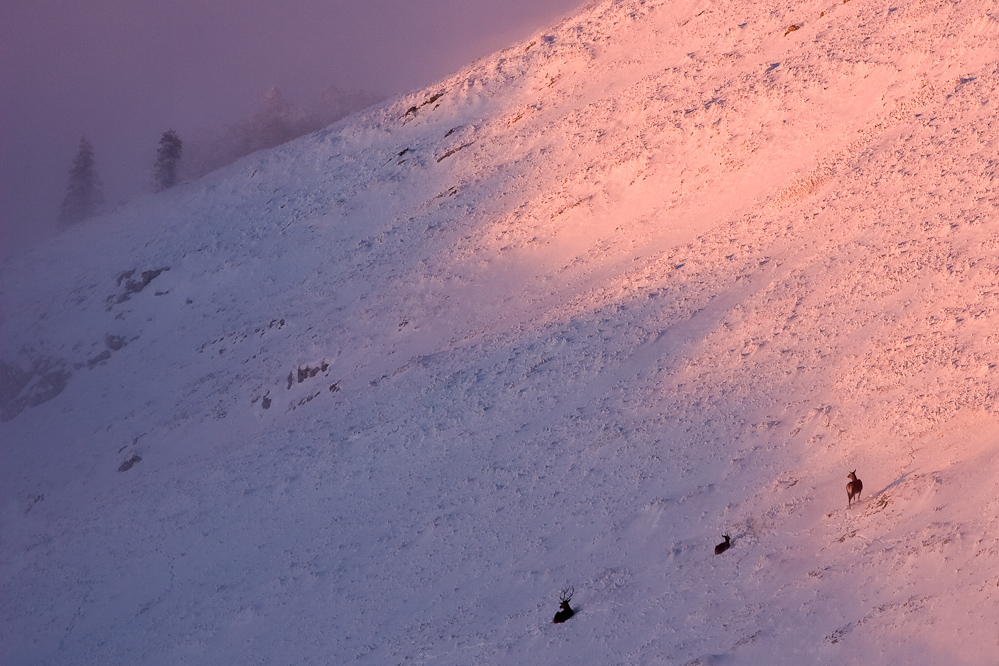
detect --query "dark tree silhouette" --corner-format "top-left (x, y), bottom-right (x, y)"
top-left (58, 136), bottom-right (104, 226)
top-left (154, 129), bottom-right (183, 191)
top-left (250, 87), bottom-right (300, 151)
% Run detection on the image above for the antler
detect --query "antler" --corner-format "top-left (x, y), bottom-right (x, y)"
top-left (560, 586), bottom-right (574, 602)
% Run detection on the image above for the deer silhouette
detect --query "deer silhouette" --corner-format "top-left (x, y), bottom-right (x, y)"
top-left (552, 587), bottom-right (575, 623)
top-left (714, 534), bottom-right (731, 555)
top-left (847, 470), bottom-right (863, 508)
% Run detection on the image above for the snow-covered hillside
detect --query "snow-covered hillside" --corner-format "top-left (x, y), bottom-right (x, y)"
top-left (3, 0), bottom-right (999, 663)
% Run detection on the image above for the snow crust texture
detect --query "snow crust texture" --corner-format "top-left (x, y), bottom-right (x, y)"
top-left (3, 0), bottom-right (999, 664)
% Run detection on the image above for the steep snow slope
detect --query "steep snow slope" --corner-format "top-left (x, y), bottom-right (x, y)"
top-left (3, 0), bottom-right (999, 664)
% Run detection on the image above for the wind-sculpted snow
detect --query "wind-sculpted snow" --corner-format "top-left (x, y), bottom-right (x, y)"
top-left (2, 0), bottom-right (999, 664)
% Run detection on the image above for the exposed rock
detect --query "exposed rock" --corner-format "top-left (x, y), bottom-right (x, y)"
top-left (105, 334), bottom-right (127, 351)
top-left (118, 455), bottom-right (142, 472)
top-left (107, 267), bottom-right (170, 309)
top-left (86, 350), bottom-right (112, 368)
top-left (0, 357), bottom-right (71, 422)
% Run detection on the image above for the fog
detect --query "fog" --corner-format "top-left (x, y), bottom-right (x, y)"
top-left (0, 0), bottom-right (583, 256)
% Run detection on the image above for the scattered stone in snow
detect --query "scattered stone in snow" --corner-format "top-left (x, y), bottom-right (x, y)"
top-left (104, 335), bottom-right (127, 351)
top-left (106, 267), bottom-right (170, 309)
top-left (85, 350), bottom-right (112, 368)
top-left (0, 357), bottom-right (71, 421)
top-left (23, 494), bottom-right (44, 515)
top-left (436, 142), bottom-right (474, 163)
top-left (118, 455), bottom-right (142, 472)
top-left (423, 92), bottom-right (444, 107)
top-left (296, 362), bottom-right (329, 384)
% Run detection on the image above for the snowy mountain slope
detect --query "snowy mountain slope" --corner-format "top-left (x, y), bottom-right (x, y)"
top-left (3, 0), bottom-right (999, 664)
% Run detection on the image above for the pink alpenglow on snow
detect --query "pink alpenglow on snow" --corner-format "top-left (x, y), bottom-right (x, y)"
top-left (2, 1), bottom-right (999, 665)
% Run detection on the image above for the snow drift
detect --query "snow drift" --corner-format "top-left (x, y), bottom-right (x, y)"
top-left (2, 0), bottom-right (999, 663)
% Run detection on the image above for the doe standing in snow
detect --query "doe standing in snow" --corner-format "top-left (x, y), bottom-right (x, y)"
top-left (847, 470), bottom-right (863, 508)
top-left (552, 587), bottom-right (575, 623)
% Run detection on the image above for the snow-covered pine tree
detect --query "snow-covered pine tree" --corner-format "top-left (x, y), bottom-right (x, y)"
top-left (58, 136), bottom-right (104, 226)
top-left (153, 129), bottom-right (183, 191)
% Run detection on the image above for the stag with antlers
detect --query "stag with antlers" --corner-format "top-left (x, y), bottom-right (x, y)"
top-left (552, 587), bottom-right (575, 623)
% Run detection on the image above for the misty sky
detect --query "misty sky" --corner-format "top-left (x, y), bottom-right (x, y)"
top-left (0, 0), bottom-right (583, 255)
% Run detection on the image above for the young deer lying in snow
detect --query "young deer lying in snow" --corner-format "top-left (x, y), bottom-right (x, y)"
top-left (714, 534), bottom-right (731, 555)
top-left (847, 471), bottom-right (863, 508)
top-left (552, 587), bottom-right (575, 623)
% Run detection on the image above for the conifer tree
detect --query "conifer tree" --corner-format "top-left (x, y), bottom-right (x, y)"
top-left (58, 136), bottom-right (104, 226)
top-left (153, 129), bottom-right (183, 191)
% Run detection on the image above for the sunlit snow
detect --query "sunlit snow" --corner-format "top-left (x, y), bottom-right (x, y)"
top-left (3, 0), bottom-right (999, 664)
